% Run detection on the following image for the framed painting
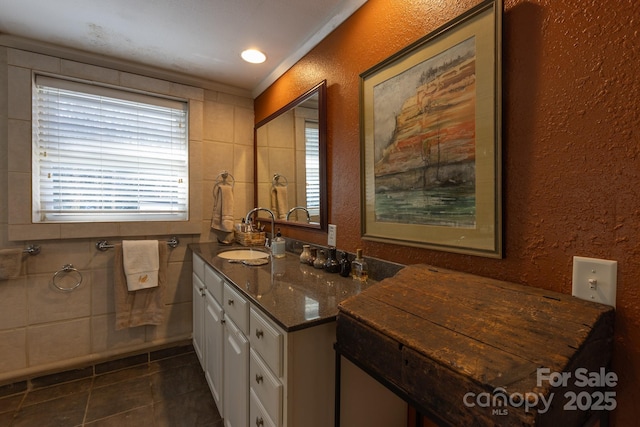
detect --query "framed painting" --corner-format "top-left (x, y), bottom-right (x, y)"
top-left (360, 0), bottom-right (502, 258)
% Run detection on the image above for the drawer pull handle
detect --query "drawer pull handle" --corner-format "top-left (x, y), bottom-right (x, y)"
top-left (255, 329), bottom-right (264, 339)
top-left (227, 299), bottom-right (234, 306)
top-left (255, 373), bottom-right (264, 384)
top-left (256, 417), bottom-right (264, 426)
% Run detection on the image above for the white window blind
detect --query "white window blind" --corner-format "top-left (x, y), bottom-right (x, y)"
top-left (304, 121), bottom-right (320, 217)
top-left (32, 75), bottom-right (189, 223)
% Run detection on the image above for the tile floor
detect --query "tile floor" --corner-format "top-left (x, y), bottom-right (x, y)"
top-left (0, 345), bottom-right (222, 427)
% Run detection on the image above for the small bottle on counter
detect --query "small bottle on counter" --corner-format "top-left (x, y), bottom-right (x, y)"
top-left (299, 244), bottom-right (312, 264)
top-left (313, 249), bottom-right (327, 269)
top-left (272, 228), bottom-right (286, 258)
top-left (324, 247), bottom-right (340, 273)
top-left (307, 247), bottom-right (317, 266)
top-left (339, 251), bottom-right (351, 277)
top-left (351, 249), bottom-right (368, 282)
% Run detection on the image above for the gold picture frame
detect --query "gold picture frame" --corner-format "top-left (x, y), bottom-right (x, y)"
top-left (360, 0), bottom-right (502, 258)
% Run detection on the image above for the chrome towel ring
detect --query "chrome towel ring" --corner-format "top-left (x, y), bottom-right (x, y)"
top-left (52, 264), bottom-right (83, 292)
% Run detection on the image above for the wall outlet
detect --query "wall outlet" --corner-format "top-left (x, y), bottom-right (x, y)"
top-left (328, 224), bottom-right (337, 247)
top-left (572, 256), bottom-right (617, 307)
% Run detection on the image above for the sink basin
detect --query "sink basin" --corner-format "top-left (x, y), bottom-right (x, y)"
top-left (217, 249), bottom-right (269, 260)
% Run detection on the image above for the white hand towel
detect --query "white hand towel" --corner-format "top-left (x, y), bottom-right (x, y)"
top-left (0, 248), bottom-right (22, 280)
top-left (211, 183), bottom-right (235, 232)
top-left (122, 240), bottom-right (159, 291)
top-left (271, 186), bottom-right (289, 219)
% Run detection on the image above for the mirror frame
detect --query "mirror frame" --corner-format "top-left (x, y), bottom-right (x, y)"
top-left (253, 80), bottom-right (328, 231)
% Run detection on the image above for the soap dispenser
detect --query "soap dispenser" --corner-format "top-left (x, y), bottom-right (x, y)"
top-left (351, 249), bottom-right (368, 282)
top-left (272, 228), bottom-right (286, 258)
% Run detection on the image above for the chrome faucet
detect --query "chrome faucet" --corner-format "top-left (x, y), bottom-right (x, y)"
top-left (245, 207), bottom-right (275, 248)
top-left (286, 206), bottom-right (311, 223)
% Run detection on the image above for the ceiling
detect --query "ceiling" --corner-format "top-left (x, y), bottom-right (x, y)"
top-left (0, 0), bottom-right (366, 97)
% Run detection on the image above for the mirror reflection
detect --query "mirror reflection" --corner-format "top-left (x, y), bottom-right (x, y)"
top-left (255, 81), bottom-right (327, 230)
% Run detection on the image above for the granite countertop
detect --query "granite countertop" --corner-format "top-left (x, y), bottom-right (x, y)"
top-left (189, 242), bottom-right (374, 332)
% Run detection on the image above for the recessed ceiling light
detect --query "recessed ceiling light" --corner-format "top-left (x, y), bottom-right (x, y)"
top-left (241, 49), bottom-right (266, 64)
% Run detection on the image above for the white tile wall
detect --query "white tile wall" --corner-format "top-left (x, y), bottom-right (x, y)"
top-left (0, 46), bottom-right (255, 382)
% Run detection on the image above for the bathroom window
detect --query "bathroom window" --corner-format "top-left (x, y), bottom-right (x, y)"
top-left (32, 75), bottom-right (189, 223)
top-left (304, 121), bottom-right (320, 217)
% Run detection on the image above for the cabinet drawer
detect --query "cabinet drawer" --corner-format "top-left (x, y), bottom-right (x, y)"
top-left (250, 388), bottom-right (276, 427)
top-left (250, 349), bottom-right (282, 426)
top-left (192, 254), bottom-right (205, 282)
top-left (250, 307), bottom-right (283, 377)
top-left (223, 283), bottom-right (249, 335)
top-left (204, 264), bottom-right (224, 303)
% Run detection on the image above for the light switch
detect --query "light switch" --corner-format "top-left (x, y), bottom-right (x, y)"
top-left (572, 256), bottom-right (617, 307)
top-left (328, 224), bottom-right (337, 247)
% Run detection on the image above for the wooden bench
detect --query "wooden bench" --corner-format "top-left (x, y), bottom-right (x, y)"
top-left (336, 264), bottom-right (615, 426)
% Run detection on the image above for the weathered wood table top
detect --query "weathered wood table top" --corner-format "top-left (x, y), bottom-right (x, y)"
top-left (336, 264), bottom-right (615, 426)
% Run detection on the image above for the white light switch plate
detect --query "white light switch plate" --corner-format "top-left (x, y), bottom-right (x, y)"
top-left (328, 224), bottom-right (337, 247)
top-left (572, 256), bottom-right (617, 307)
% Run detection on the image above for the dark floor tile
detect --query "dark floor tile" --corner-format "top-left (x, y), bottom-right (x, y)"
top-left (153, 388), bottom-right (221, 427)
top-left (0, 381), bottom-right (27, 399)
top-left (150, 344), bottom-right (194, 362)
top-left (22, 378), bottom-right (92, 407)
top-left (95, 354), bottom-right (148, 375)
top-left (84, 405), bottom-right (156, 427)
top-left (0, 393), bottom-right (23, 415)
top-left (149, 363), bottom-right (208, 402)
top-left (0, 410), bottom-right (15, 426)
top-left (12, 391), bottom-right (89, 427)
top-left (92, 364), bottom-right (151, 389)
top-left (30, 366), bottom-right (93, 389)
top-left (149, 352), bottom-right (200, 373)
top-left (85, 376), bottom-right (154, 423)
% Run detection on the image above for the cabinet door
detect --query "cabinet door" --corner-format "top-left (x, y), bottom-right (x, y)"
top-left (192, 272), bottom-right (205, 369)
top-left (205, 290), bottom-right (224, 415)
top-left (224, 316), bottom-right (249, 427)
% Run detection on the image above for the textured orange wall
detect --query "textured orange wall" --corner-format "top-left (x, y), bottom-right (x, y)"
top-left (255, 0), bottom-right (640, 423)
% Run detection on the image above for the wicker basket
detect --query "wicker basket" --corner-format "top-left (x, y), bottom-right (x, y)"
top-left (234, 230), bottom-right (266, 247)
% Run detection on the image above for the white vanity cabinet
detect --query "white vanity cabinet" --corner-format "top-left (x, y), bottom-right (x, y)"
top-left (203, 261), bottom-right (226, 412)
top-left (192, 252), bottom-right (337, 427)
top-left (192, 256), bottom-right (206, 369)
top-left (204, 290), bottom-right (224, 413)
top-left (249, 306), bottom-right (336, 427)
top-left (222, 282), bottom-right (250, 427)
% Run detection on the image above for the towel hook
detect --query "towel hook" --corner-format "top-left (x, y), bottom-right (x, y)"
top-left (215, 171), bottom-right (235, 188)
top-left (52, 264), bottom-right (83, 292)
top-left (272, 173), bottom-right (288, 187)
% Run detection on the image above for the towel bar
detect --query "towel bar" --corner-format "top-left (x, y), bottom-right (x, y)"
top-left (23, 245), bottom-right (41, 256)
top-left (96, 237), bottom-right (180, 252)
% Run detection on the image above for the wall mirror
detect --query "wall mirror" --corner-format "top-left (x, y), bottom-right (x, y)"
top-left (254, 80), bottom-right (327, 231)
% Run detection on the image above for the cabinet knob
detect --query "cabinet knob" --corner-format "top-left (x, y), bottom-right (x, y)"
top-left (221, 318), bottom-right (226, 325)
top-left (255, 373), bottom-right (263, 384)
top-left (255, 329), bottom-right (264, 339)
top-left (256, 417), bottom-right (264, 426)
top-left (227, 299), bottom-right (234, 306)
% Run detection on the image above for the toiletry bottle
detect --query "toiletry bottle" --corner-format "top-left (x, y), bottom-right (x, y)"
top-left (300, 244), bottom-right (311, 264)
top-left (313, 249), bottom-right (327, 269)
top-left (325, 247), bottom-right (340, 273)
top-left (308, 247), bottom-right (317, 266)
top-left (351, 249), bottom-right (368, 282)
top-left (339, 251), bottom-right (351, 277)
top-left (272, 228), bottom-right (286, 258)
